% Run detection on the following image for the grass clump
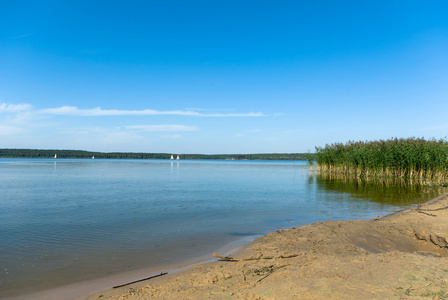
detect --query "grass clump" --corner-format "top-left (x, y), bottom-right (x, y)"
top-left (251, 265), bottom-right (275, 276)
top-left (315, 137), bottom-right (448, 182)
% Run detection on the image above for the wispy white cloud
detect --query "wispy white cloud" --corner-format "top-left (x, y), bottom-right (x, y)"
top-left (0, 125), bottom-right (24, 135)
top-left (0, 103), bottom-right (267, 117)
top-left (0, 103), bottom-right (32, 112)
top-left (38, 105), bottom-right (265, 117)
top-left (38, 106), bottom-right (197, 116)
top-left (125, 125), bottom-right (199, 132)
top-left (0, 104), bottom-right (35, 134)
top-left (53, 128), bottom-right (150, 152)
top-left (0, 102), bottom-right (270, 151)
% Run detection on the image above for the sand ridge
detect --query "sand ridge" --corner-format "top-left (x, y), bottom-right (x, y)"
top-left (81, 194), bottom-right (448, 299)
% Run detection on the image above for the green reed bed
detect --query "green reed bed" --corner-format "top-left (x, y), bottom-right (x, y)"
top-left (315, 138), bottom-right (448, 182)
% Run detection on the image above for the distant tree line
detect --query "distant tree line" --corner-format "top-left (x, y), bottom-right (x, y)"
top-left (182, 153), bottom-right (310, 160)
top-left (0, 149), bottom-right (310, 160)
top-left (0, 149), bottom-right (169, 159)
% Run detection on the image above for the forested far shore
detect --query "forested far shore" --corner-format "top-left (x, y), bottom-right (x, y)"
top-left (0, 149), bottom-right (310, 161)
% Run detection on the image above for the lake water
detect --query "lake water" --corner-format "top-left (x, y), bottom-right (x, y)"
top-left (0, 158), bottom-right (442, 298)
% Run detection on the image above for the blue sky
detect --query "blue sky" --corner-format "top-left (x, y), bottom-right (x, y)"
top-left (1, 1), bottom-right (447, 154)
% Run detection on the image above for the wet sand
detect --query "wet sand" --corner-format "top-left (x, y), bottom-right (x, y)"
top-left (5, 236), bottom-right (257, 300)
top-left (73, 193), bottom-right (448, 299)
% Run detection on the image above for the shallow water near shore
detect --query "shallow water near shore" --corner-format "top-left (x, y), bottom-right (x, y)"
top-left (0, 158), bottom-right (442, 298)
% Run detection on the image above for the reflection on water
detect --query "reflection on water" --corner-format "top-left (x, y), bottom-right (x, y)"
top-left (170, 161), bottom-right (179, 175)
top-left (1, 158), bottom-right (446, 299)
top-left (311, 172), bottom-right (446, 206)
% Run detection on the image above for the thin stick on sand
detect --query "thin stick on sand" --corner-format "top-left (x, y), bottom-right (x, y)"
top-left (213, 252), bottom-right (298, 261)
top-left (113, 272), bottom-right (168, 289)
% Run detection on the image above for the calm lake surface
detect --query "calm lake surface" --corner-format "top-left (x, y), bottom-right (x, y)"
top-left (0, 158), bottom-right (442, 298)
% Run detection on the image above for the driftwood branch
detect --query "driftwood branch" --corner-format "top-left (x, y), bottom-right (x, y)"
top-left (280, 254), bottom-right (299, 258)
top-left (417, 210), bottom-right (437, 217)
top-left (213, 253), bottom-right (298, 262)
top-left (213, 253), bottom-right (245, 261)
top-left (418, 205), bottom-right (448, 212)
top-left (113, 272), bottom-right (168, 289)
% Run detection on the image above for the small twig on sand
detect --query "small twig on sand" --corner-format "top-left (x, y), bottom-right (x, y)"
top-left (405, 285), bottom-right (413, 296)
top-left (256, 272), bottom-right (273, 283)
top-left (371, 215), bottom-right (380, 221)
top-left (113, 272), bottom-right (168, 288)
top-left (417, 210), bottom-right (437, 217)
top-left (280, 254), bottom-right (299, 258)
top-left (418, 205), bottom-right (448, 212)
top-left (213, 253), bottom-right (298, 262)
top-left (213, 253), bottom-right (245, 261)
top-left (242, 270), bottom-right (246, 282)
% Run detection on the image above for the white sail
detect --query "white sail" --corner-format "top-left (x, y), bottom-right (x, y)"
top-left (176, 155), bottom-right (180, 160)
top-left (170, 155), bottom-right (174, 160)
top-left (54, 154), bottom-right (57, 159)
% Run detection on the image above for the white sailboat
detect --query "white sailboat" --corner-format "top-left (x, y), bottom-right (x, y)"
top-left (53, 154), bottom-right (57, 159)
top-left (176, 155), bottom-right (180, 160)
top-left (92, 156), bottom-right (95, 159)
top-left (170, 155), bottom-right (174, 160)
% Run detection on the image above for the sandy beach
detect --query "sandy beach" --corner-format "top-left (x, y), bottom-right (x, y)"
top-left (74, 193), bottom-right (448, 299)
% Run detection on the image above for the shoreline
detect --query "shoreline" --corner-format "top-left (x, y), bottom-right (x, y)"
top-left (5, 236), bottom-right (257, 300)
top-left (8, 194), bottom-right (448, 300)
top-left (81, 193), bottom-right (448, 299)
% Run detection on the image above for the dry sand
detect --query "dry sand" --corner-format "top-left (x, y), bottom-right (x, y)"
top-left (80, 194), bottom-right (448, 300)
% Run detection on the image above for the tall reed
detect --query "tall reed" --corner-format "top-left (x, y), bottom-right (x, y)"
top-left (315, 138), bottom-right (448, 182)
